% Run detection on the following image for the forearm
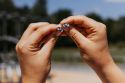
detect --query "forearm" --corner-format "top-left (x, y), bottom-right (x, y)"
top-left (92, 55), bottom-right (125, 83)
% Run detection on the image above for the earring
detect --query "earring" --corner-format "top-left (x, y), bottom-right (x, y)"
top-left (62, 23), bottom-right (70, 28)
top-left (57, 24), bottom-right (64, 32)
top-left (57, 23), bottom-right (70, 33)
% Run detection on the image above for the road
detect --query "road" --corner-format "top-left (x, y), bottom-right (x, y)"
top-left (1, 63), bottom-right (125, 83)
top-left (46, 63), bottom-right (125, 83)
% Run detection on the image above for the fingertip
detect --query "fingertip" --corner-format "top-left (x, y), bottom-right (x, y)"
top-left (60, 16), bottom-right (85, 25)
top-left (49, 24), bottom-right (58, 31)
top-left (60, 18), bottom-right (68, 24)
top-left (60, 16), bottom-right (74, 24)
top-left (50, 24), bottom-right (57, 27)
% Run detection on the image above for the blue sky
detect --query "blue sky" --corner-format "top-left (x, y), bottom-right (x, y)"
top-left (13, 0), bottom-right (125, 19)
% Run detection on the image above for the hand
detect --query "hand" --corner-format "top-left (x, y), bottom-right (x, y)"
top-left (16, 22), bottom-right (58, 83)
top-left (60, 16), bottom-right (125, 83)
top-left (61, 16), bottom-right (111, 68)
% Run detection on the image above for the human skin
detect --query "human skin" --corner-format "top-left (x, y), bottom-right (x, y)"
top-left (60, 16), bottom-right (125, 83)
top-left (16, 22), bottom-right (58, 83)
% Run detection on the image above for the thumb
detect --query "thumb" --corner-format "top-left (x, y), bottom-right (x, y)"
top-left (64, 26), bottom-right (89, 49)
top-left (40, 34), bottom-right (58, 60)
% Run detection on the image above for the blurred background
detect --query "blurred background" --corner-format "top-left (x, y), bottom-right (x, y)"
top-left (0, 0), bottom-right (125, 83)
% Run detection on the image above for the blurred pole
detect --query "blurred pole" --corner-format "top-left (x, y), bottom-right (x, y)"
top-left (13, 14), bottom-right (21, 38)
top-left (2, 12), bottom-right (8, 53)
top-left (2, 13), bottom-right (7, 36)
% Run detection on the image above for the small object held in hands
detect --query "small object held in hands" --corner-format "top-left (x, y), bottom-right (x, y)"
top-left (56, 24), bottom-right (63, 36)
top-left (62, 23), bottom-right (70, 28)
top-left (56, 23), bottom-right (84, 36)
top-left (62, 23), bottom-right (70, 32)
top-left (57, 24), bottom-right (63, 32)
top-left (56, 23), bottom-right (71, 36)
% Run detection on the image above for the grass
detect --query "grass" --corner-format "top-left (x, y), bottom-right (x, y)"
top-left (52, 47), bottom-right (82, 63)
top-left (51, 44), bottom-right (125, 63)
top-left (109, 43), bottom-right (125, 56)
top-left (109, 43), bottom-right (125, 63)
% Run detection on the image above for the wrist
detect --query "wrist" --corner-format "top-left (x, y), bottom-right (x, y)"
top-left (21, 75), bottom-right (47, 83)
top-left (93, 51), bottom-right (114, 68)
top-left (94, 60), bottom-right (125, 83)
top-left (89, 53), bottom-right (125, 83)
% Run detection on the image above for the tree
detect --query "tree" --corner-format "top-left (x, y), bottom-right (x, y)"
top-left (0, 0), bottom-right (16, 12)
top-left (31, 0), bottom-right (48, 17)
top-left (104, 18), bottom-right (115, 42)
top-left (16, 6), bottom-right (30, 15)
top-left (50, 9), bottom-right (72, 24)
top-left (110, 17), bottom-right (125, 42)
top-left (0, 0), bottom-right (3, 11)
top-left (86, 12), bottom-right (104, 22)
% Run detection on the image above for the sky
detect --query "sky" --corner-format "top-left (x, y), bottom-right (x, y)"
top-left (12, 0), bottom-right (125, 19)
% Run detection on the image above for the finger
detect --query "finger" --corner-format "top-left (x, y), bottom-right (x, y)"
top-left (28, 24), bottom-right (57, 46)
top-left (60, 16), bottom-right (98, 29)
top-left (39, 34), bottom-right (58, 60)
top-left (20, 22), bottom-right (49, 41)
top-left (65, 26), bottom-right (90, 49)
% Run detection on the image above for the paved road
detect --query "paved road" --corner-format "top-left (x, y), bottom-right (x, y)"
top-left (1, 63), bottom-right (125, 83)
top-left (46, 63), bottom-right (125, 83)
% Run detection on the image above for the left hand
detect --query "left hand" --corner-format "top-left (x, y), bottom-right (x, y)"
top-left (16, 22), bottom-right (58, 83)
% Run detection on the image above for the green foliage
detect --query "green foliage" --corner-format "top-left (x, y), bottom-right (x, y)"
top-left (0, 0), bottom-right (3, 10)
top-left (0, 0), bottom-right (16, 12)
top-left (86, 12), bottom-right (104, 22)
top-left (56, 37), bottom-right (76, 47)
top-left (111, 17), bottom-right (125, 42)
top-left (50, 9), bottom-right (72, 24)
top-left (31, 0), bottom-right (48, 17)
top-left (16, 6), bottom-right (30, 15)
top-left (52, 48), bottom-right (82, 62)
top-left (104, 18), bottom-right (115, 42)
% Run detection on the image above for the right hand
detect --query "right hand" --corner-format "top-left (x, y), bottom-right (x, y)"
top-left (60, 16), bottom-right (125, 83)
top-left (60, 16), bottom-right (112, 68)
